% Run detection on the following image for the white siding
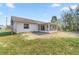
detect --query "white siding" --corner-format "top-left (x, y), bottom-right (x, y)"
top-left (14, 22), bottom-right (38, 33)
top-left (12, 22), bottom-right (17, 33)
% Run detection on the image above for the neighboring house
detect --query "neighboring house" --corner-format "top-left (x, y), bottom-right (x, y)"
top-left (11, 16), bottom-right (57, 33)
top-left (0, 25), bottom-right (5, 29)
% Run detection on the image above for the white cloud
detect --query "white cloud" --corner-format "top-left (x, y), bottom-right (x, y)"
top-left (51, 3), bottom-right (61, 7)
top-left (6, 3), bottom-right (14, 8)
top-left (60, 5), bottom-right (78, 11)
top-left (60, 7), bottom-right (69, 11)
top-left (70, 5), bottom-right (77, 9)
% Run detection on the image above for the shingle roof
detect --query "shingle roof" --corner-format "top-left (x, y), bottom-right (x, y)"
top-left (11, 16), bottom-right (46, 24)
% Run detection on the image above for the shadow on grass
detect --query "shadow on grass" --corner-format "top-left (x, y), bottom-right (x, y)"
top-left (0, 32), bottom-right (14, 37)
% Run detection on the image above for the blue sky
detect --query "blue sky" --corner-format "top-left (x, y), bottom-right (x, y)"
top-left (0, 3), bottom-right (79, 26)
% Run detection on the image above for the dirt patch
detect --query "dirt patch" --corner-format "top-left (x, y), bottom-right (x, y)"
top-left (21, 32), bottom-right (79, 40)
top-left (52, 32), bottom-right (79, 38)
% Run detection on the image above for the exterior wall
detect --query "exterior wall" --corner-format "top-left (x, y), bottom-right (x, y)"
top-left (14, 22), bottom-right (38, 33)
top-left (12, 22), bottom-right (57, 33)
top-left (12, 22), bottom-right (17, 33)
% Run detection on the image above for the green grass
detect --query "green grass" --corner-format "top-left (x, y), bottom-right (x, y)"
top-left (0, 30), bottom-right (79, 55)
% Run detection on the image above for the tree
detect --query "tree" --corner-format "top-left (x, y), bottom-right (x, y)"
top-left (51, 16), bottom-right (57, 23)
top-left (51, 16), bottom-right (62, 31)
top-left (75, 6), bottom-right (79, 31)
top-left (61, 6), bottom-right (79, 32)
top-left (61, 7), bottom-right (76, 31)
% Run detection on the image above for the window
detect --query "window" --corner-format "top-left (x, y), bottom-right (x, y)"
top-left (24, 24), bottom-right (29, 29)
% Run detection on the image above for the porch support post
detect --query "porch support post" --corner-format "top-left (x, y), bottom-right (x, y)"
top-left (44, 24), bottom-right (47, 31)
top-left (48, 24), bottom-right (50, 31)
top-left (38, 24), bottom-right (41, 32)
top-left (38, 24), bottom-right (39, 31)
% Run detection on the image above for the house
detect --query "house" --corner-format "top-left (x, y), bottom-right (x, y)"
top-left (11, 16), bottom-right (57, 33)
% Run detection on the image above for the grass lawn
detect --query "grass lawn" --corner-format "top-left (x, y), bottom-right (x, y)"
top-left (0, 30), bottom-right (79, 55)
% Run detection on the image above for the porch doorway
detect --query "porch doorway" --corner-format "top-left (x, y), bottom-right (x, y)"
top-left (38, 24), bottom-right (45, 31)
top-left (41, 25), bottom-right (45, 31)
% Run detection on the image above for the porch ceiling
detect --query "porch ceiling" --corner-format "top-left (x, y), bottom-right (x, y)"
top-left (38, 22), bottom-right (55, 25)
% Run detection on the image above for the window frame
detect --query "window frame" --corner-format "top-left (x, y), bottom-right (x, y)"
top-left (24, 24), bottom-right (29, 29)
